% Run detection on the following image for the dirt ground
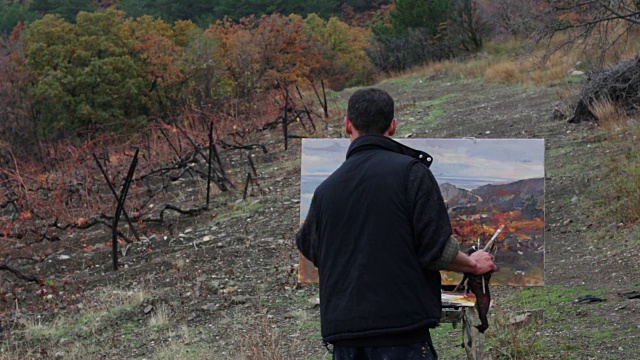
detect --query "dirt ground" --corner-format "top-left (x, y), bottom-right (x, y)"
top-left (2, 75), bottom-right (639, 359)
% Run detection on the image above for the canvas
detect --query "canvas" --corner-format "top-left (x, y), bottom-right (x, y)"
top-left (299, 138), bottom-right (545, 286)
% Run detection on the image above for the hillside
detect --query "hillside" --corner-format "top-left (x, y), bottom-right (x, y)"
top-left (2, 74), bottom-right (640, 359)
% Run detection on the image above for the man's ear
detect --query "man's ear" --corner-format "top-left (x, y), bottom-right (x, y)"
top-left (344, 117), bottom-right (353, 135)
top-left (386, 118), bottom-right (397, 136)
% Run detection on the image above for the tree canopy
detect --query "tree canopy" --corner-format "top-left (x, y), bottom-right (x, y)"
top-left (21, 9), bottom-right (192, 138)
top-left (30, 0), bottom-right (94, 22)
top-left (389, 0), bottom-right (450, 36)
top-left (1, 8), bottom-right (377, 146)
top-left (1, 0), bottom-right (393, 34)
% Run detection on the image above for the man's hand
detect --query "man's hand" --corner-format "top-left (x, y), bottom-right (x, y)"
top-left (445, 250), bottom-right (498, 275)
top-left (469, 250), bottom-right (498, 275)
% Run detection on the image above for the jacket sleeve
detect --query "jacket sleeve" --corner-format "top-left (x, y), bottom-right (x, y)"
top-left (425, 236), bottom-right (460, 270)
top-left (296, 195), bottom-right (319, 266)
top-left (408, 163), bottom-right (453, 269)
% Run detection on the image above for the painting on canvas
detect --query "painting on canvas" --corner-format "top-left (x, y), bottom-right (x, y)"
top-left (299, 138), bottom-right (545, 286)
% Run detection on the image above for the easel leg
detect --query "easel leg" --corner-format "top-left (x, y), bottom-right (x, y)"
top-left (462, 307), bottom-right (486, 360)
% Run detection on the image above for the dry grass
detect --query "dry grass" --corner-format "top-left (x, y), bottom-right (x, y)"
top-left (1, 286), bottom-right (151, 359)
top-left (148, 303), bottom-right (171, 327)
top-left (452, 56), bottom-right (497, 78)
top-left (226, 311), bottom-right (305, 360)
top-left (484, 60), bottom-right (524, 84)
top-left (225, 287), bottom-right (325, 359)
top-left (608, 126), bottom-right (640, 223)
top-left (426, 56), bottom-right (500, 80)
top-left (401, 28), bottom-right (640, 88)
top-left (589, 97), bottom-right (629, 131)
top-left (486, 304), bottom-right (543, 359)
top-left (481, 48), bottom-right (580, 86)
top-left (152, 343), bottom-right (211, 360)
top-left (152, 331), bottom-right (211, 360)
top-left (406, 46), bottom-right (577, 86)
top-left (375, 48), bottom-right (506, 83)
top-left (528, 53), bottom-right (578, 85)
top-left (107, 288), bottom-right (149, 306)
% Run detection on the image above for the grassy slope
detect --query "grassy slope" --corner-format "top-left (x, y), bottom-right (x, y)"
top-left (2, 54), bottom-right (640, 359)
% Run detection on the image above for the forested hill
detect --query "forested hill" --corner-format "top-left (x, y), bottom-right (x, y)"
top-left (0, 0), bottom-right (391, 33)
top-left (3, 0), bottom-right (511, 156)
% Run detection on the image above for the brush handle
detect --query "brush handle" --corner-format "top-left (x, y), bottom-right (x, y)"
top-left (483, 224), bottom-right (505, 252)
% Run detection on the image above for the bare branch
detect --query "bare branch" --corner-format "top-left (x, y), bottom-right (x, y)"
top-left (602, 4), bottom-right (640, 25)
top-left (0, 263), bottom-right (40, 284)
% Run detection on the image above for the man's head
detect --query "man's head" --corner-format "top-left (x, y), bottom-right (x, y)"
top-left (345, 88), bottom-right (396, 139)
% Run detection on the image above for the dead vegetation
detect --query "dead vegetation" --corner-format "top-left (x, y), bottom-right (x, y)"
top-left (571, 57), bottom-right (640, 124)
top-left (0, 84), bottom-right (320, 285)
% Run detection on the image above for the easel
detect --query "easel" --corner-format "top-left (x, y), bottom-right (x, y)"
top-left (439, 225), bottom-right (504, 360)
top-left (441, 291), bottom-right (486, 360)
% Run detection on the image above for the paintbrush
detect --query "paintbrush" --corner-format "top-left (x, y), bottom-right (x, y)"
top-left (481, 224), bottom-right (504, 293)
top-left (484, 224), bottom-right (505, 252)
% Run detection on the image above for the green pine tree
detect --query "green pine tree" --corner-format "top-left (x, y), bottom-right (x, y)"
top-left (389, 0), bottom-right (450, 36)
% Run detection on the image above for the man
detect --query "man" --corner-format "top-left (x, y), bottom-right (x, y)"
top-left (296, 88), bottom-right (497, 360)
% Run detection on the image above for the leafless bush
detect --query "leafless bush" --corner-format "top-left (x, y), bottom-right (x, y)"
top-left (0, 115), bottom-right (231, 278)
top-left (485, 0), bottom-right (548, 39)
top-left (234, 314), bottom-right (301, 360)
top-left (449, 0), bottom-right (491, 52)
top-left (538, 1), bottom-right (640, 64)
top-left (569, 57), bottom-right (640, 123)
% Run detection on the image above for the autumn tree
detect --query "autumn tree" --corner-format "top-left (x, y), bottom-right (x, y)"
top-left (22, 9), bottom-right (188, 139)
top-left (303, 13), bottom-right (375, 89)
top-left (175, 28), bottom-right (233, 111)
top-left (24, 11), bottom-right (142, 138)
top-left (208, 14), bottom-right (319, 99)
top-left (0, 23), bottom-right (36, 155)
top-left (120, 14), bottom-right (186, 114)
top-left (171, 19), bottom-right (199, 47)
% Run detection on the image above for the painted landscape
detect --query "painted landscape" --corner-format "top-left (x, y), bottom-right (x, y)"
top-left (299, 138), bottom-right (545, 286)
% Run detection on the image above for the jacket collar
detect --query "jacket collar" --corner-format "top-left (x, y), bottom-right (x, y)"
top-left (346, 135), bottom-right (433, 168)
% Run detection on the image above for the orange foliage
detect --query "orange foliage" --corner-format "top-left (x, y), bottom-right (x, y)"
top-left (17, 211), bottom-right (32, 221)
top-left (343, 3), bottom-right (395, 28)
top-left (207, 14), bottom-right (320, 98)
top-left (0, 22), bottom-right (34, 154)
top-left (134, 33), bottom-right (184, 87)
top-left (452, 208), bottom-right (544, 251)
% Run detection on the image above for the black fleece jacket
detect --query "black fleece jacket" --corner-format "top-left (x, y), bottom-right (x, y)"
top-left (296, 135), bottom-right (452, 346)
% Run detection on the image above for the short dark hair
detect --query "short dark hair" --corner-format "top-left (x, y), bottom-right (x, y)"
top-left (347, 88), bottom-right (394, 135)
